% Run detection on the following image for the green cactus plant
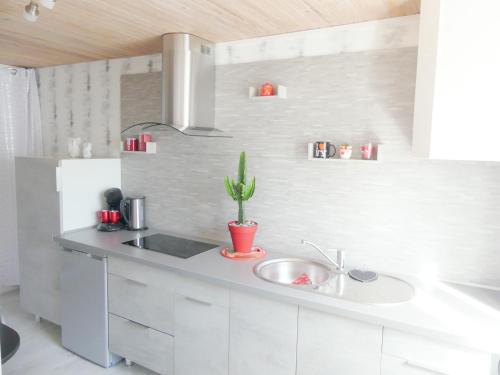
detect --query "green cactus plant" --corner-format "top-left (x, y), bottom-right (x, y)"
top-left (224, 152), bottom-right (256, 225)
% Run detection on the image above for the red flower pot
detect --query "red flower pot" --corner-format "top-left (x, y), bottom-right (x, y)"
top-left (228, 221), bottom-right (258, 253)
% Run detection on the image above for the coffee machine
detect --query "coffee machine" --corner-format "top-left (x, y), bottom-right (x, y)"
top-left (96, 188), bottom-right (126, 232)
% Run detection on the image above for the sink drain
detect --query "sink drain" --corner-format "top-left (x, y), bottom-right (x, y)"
top-left (348, 269), bottom-right (378, 282)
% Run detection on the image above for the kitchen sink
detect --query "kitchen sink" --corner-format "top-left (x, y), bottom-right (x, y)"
top-left (253, 258), bottom-right (415, 305)
top-left (253, 258), bottom-right (331, 286)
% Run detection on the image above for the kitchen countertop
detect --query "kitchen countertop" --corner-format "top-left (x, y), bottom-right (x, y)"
top-left (55, 227), bottom-right (500, 354)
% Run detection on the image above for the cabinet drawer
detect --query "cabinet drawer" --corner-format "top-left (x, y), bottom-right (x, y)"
top-left (108, 273), bottom-right (174, 334)
top-left (176, 274), bottom-right (229, 308)
top-left (383, 354), bottom-right (454, 375)
top-left (383, 329), bottom-right (491, 375)
top-left (108, 256), bottom-right (177, 287)
top-left (109, 313), bottom-right (173, 375)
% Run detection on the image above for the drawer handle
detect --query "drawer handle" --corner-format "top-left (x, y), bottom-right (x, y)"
top-left (112, 274), bottom-right (148, 287)
top-left (125, 278), bottom-right (148, 287)
top-left (184, 296), bottom-right (212, 306)
top-left (404, 360), bottom-right (450, 375)
top-left (126, 319), bottom-right (149, 330)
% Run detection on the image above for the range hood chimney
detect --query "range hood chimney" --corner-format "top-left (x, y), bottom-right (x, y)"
top-left (162, 33), bottom-right (228, 137)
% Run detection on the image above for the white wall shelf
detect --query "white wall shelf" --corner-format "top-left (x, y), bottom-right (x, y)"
top-left (121, 152), bottom-right (156, 154)
top-left (120, 142), bottom-right (157, 154)
top-left (249, 85), bottom-right (287, 100)
top-left (307, 143), bottom-right (381, 162)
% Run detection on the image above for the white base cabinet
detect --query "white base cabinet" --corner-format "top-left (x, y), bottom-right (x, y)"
top-left (174, 278), bottom-right (230, 375)
top-left (229, 291), bottom-right (298, 375)
top-left (107, 257), bottom-right (177, 374)
top-left (109, 314), bottom-right (173, 375)
top-left (382, 328), bottom-right (492, 375)
top-left (296, 307), bottom-right (383, 375)
top-left (105, 256), bottom-right (496, 375)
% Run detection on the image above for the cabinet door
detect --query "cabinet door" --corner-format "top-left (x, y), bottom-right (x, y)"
top-left (297, 307), bottom-right (382, 375)
top-left (383, 328), bottom-right (492, 375)
top-left (174, 293), bottom-right (229, 375)
top-left (382, 354), bottom-right (452, 375)
top-left (16, 157), bottom-right (61, 324)
top-left (19, 244), bottom-right (61, 324)
top-left (229, 291), bottom-right (297, 375)
top-left (382, 353), bottom-right (496, 375)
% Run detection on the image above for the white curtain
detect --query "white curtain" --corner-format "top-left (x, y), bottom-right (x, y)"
top-left (0, 67), bottom-right (43, 286)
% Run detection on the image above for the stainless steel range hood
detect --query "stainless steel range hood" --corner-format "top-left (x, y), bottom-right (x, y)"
top-left (162, 33), bottom-right (228, 137)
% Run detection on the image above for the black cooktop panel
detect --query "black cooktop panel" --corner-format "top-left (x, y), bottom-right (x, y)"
top-left (123, 233), bottom-right (218, 259)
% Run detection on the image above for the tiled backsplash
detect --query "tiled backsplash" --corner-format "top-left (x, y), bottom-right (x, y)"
top-left (35, 15), bottom-right (500, 287)
top-left (122, 47), bottom-right (500, 288)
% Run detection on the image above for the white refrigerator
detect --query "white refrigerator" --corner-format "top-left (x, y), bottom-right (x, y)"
top-left (15, 157), bottom-right (121, 325)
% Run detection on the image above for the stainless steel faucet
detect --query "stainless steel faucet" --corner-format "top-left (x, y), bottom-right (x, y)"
top-left (301, 240), bottom-right (345, 272)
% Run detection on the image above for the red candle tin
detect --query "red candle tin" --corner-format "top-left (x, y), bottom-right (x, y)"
top-left (139, 133), bottom-right (152, 152)
top-left (125, 138), bottom-right (138, 151)
top-left (260, 82), bottom-right (274, 96)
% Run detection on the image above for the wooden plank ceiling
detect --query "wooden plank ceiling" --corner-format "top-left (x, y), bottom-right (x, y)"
top-left (0, 0), bottom-right (420, 68)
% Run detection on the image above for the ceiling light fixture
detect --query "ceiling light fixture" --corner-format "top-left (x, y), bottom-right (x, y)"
top-left (40, 0), bottom-right (56, 10)
top-left (23, 1), bottom-right (39, 22)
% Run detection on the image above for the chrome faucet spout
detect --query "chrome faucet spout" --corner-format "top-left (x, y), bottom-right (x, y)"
top-left (301, 240), bottom-right (345, 272)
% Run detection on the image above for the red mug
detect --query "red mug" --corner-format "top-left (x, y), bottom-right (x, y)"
top-left (109, 210), bottom-right (121, 224)
top-left (100, 210), bottom-right (110, 223)
top-left (361, 143), bottom-right (373, 160)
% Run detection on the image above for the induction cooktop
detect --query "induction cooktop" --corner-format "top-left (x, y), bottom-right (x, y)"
top-left (123, 233), bottom-right (218, 259)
